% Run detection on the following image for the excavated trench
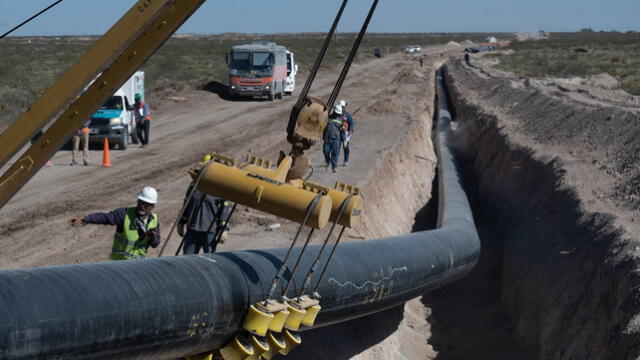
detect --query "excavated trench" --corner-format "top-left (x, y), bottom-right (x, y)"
top-left (437, 62), bottom-right (640, 359)
top-left (289, 60), bottom-right (640, 360)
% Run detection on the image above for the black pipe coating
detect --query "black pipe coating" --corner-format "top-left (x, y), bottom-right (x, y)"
top-left (0, 69), bottom-right (479, 360)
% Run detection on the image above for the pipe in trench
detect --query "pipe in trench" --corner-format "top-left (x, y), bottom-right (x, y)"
top-left (0, 68), bottom-right (479, 360)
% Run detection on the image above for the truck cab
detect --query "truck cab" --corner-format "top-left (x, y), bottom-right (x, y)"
top-left (88, 71), bottom-right (144, 149)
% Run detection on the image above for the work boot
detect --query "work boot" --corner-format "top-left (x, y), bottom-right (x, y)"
top-left (70, 160), bottom-right (78, 166)
top-left (342, 162), bottom-right (348, 167)
top-left (332, 167), bottom-right (337, 173)
top-left (83, 160), bottom-right (89, 166)
top-left (324, 163), bottom-right (330, 170)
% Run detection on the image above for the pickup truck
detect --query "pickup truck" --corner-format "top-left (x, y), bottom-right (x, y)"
top-left (87, 71), bottom-right (144, 149)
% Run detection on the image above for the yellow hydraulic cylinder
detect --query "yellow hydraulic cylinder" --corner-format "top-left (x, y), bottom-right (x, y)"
top-left (194, 162), bottom-right (332, 229)
top-left (300, 181), bottom-right (363, 228)
top-left (326, 189), bottom-right (363, 228)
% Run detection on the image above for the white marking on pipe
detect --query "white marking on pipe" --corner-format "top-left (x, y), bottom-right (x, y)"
top-left (199, 256), bottom-right (217, 264)
top-left (328, 266), bottom-right (408, 289)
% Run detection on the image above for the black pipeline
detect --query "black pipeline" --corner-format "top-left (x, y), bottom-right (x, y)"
top-left (0, 69), bottom-right (478, 360)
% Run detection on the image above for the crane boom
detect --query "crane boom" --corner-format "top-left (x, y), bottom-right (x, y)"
top-left (0, 0), bottom-right (207, 209)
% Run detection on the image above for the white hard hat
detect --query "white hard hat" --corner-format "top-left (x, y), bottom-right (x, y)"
top-left (339, 100), bottom-right (347, 107)
top-left (334, 104), bottom-right (343, 115)
top-left (137, 186), bottom-right (158, 204)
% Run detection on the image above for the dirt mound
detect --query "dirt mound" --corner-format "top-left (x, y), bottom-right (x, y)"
top-left (460, 40), bottom-right (476, 47)
top-left (354, 97), bottom-right (404, 119)
top-left (584, 73), bottom-right (620, 89)
top-left (444, 41), bottom-right (461, 49)
top-left (393, 68), bottom-right (426, 84)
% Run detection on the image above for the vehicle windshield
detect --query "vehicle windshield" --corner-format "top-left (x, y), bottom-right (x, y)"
top-left (101, 96), bottom-right (124, 110)
top-left (229, 51), bottom-right (273, 76)
top-left (287, 54), bottom-right (292, 76)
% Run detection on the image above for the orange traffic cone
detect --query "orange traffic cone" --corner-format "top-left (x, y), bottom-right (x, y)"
top-left (102, 137), bottom-right (112, 167)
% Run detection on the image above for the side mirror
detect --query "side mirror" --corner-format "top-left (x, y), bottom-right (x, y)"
top-left (225, 53), bottom-right (230, 64)
top-left (294, 64), bottom-right (299, 72)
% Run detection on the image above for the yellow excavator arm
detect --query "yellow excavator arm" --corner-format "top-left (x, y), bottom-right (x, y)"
top-left (0, 0), bottom-right (207, 209)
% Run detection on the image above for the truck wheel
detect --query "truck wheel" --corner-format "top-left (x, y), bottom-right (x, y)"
top-left (118, 129), bottom-right (128, 150)
top-left (268, 93), bottom-right (274, 101)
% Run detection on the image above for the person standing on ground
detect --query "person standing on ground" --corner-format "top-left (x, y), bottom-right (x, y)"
top-left (323, 104), bottom-right (344, 173)
top-left (178, 181), bottom-right (231, 254)
top-left (72, 118), bottom-right (91, 166)
top-left (68, 186), bottom-right (161, 260)
top-left (339, 100), bottom-right (354, 167)
top-left (133, 93), bottom-right (151, 147)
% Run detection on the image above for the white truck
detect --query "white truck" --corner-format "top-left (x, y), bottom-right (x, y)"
top-left (284, 50), bottom-right (298, 95)
top-left (87, 71), bottom-right (145, 150)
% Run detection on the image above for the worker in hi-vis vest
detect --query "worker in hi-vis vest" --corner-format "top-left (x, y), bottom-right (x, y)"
top-left (68, 187), bottom-right (161, 260)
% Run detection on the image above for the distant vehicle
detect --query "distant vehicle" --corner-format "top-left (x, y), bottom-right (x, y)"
top-left (373, 48), bottom-right (381, 58)
top-left (226, 41), bottom-right (289, 100)
top-left (284, 50), bottom-right (298, 96)
top-left (413, 45), bottom-right (422, 52)
top-left (464, 45), bottom-right (496, 53)
top-left (404, 45), bottom-right (416, 53)
top-left (88, 71), bottom-right (144, 150)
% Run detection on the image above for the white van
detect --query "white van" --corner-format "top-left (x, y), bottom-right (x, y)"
top-left (284, 50), bottom-right (298, 95)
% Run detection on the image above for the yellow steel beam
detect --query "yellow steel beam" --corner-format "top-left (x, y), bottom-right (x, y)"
top-left (195, 161), bottom-right (333, 230)
top-left (0, 0), bottom-right (174, 170)
top-left (0, 0), bottom-right (206, 209)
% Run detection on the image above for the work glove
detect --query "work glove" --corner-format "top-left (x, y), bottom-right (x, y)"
top-left (146, 228), bottom-right (157, 239)
top-left (68, 217), bottom-right (84, 227)
top-left (219, 230), bottom-right (228, 244)
top-left (177, 224), bottom-right (185, 237)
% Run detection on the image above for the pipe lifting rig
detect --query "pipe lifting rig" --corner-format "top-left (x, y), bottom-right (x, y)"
top-left (0, 1), bottom-right (481, 359)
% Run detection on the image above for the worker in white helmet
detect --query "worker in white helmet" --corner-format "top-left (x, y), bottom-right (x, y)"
top-left (68, 187), bottom-right (161, 260)
top-left (323, 104), bottom-right (344, 173)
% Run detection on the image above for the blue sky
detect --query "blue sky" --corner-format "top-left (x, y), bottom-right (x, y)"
top-left (0, 0), bottom-right (637, 36)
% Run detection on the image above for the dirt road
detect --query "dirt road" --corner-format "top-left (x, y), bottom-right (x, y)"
top-left (0, 50), bottom-right (438, 268)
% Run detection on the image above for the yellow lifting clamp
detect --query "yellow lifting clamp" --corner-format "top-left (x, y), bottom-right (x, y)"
top-left (285, 296), bottom-right (322, 330)
top-left (186, 352), bottom-right (215, 360)
top-left (219, 333), bottom-right (255, 360)
top-left (282, 302), bottom-right (307, 332)
top-left (261, 332), bottom-right (287, 359)
top-left (247, 335), bottom-right (270, 360)
top-left (242, 305), bottom-right (275, 337)
top-left (280, 330), bottom-right (302, 356)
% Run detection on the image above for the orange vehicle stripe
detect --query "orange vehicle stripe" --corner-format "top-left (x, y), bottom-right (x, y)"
top-left (229, 76), bottom-right (274, 86)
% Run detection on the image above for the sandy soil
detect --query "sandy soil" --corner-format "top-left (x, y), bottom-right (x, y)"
top-left (0, 51), bottom-right (427, 268)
